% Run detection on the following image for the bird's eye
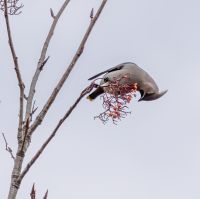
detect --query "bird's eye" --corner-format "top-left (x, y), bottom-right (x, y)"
top-left (104, 77), bottom-right (109, 82)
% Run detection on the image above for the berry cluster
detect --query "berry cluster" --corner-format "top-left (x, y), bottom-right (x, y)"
top-left (95, 76), bottom-right (138, 124)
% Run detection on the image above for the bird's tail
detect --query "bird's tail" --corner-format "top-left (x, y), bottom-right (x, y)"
top-left (87, 87), bottom-right (104, 101)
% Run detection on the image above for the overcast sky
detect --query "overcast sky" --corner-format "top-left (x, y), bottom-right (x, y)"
top-left (1, 0), bottom-right (200, 198)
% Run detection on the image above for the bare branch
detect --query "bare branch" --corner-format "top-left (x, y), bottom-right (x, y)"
top-left (50, 8), bottom-right (55, 19)
top-left (18, 82), bottom-right (97, 184)
top-left (28, 0), bottom-right (108, 136)
top-left (3, 0), bottom-right (25, 141)
top-left (43, 190), bottom-right (48, 199)
top-left (39, 56), bottom-right (50, 71)
top-left (25, 0), bottom-right (70, 123)
top-left (29, 184), bottom-right (48, 199)
top-left (30, 183), bottom-right (36, 199)
top-left (2, 133), bottom-right (15, 160)
top-left (20, 118), bottom-right (30, 153)
top-left (7, 118), bottom-right (29, 198)
top-left (7, 1), bottom-right (76, 198)
top-left (30, 100), bottom-right (38, 122)
top-left (90, 8), bottom-right (94, 19)
top-left (6, 1), bottom-right (107, 198)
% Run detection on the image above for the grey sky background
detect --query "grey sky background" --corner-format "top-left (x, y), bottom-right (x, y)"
top-left (1, 0), bottom-right (200, 198)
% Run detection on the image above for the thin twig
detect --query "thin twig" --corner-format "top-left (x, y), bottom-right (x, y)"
top-left (90, 8), bottom-right (94, 19)
top-left (43, 190), bottom-right (48, 199)
top-left (17, 83), bottom-right (96, 183)
top-left (30, 183), bottom-right (36, 199)
top-left (25, 0), bottom-right (70, 124)
top-left (50, 8), bottom-right (55, 19)
top-left (2, 133), bottom-right (15, 160)
top-left (28, 0), bottom-right (107, 136)
top-left (3, 0), bottom-right (24, 142)
top-left (30, 100), bottom-right (38, 122)
top-left (39, 56), bottom-right (50, 70)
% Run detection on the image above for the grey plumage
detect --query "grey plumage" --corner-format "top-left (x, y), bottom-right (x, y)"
top-left (87, 62), bottom-right (168, 101)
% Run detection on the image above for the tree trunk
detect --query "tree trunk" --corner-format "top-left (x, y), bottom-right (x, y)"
top-left (7, 147), bottom-right (25, 199)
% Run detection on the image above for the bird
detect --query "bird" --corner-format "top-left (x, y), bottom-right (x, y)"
top-left (87, 62), bottom-right (168, 101)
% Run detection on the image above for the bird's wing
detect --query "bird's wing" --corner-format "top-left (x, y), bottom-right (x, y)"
top-left (88, 64), bottom-right (124, 80)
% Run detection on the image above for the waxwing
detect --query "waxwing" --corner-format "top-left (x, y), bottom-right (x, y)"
top-left (87, 62), bottom-right (168, 101)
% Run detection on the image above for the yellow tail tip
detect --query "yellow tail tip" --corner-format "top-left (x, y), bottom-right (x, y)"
top-left (86, 96), bottom-right (94, 101)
